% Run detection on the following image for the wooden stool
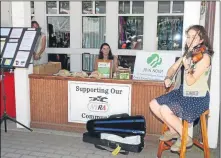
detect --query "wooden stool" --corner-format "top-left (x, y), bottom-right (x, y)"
top-left (157, 110), bottom-right (210, 158)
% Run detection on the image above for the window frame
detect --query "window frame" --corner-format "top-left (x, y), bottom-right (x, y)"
top-left (31, 1), bottom-right (35, 21)
top-left (118, 1), bottom-right (144, 17)
top-left (45, 1), bottom-right (70, 48)
top-left (81, 1), bottom-right (107, 49)
top-left (158, 1), bottom-right (184, 16)
top-left (117, 1), bottom-right (145, 50)
top-left (157, 1), bottom-right (184, 51)
top-left (46, 1), bottom-right (70, 16)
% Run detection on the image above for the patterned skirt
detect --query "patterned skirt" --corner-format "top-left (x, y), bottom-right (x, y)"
top-left (155, 85), bottom-right (210, 123)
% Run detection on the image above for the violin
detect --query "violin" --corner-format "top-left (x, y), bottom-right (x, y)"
top-left (191, 44), bottom-right (207, 64)
top-left (188, 44), bottom-right (207, 74)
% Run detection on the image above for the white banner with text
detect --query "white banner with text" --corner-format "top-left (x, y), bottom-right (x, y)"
top-left (68, 81), bottom-right (132, 123)
top-left (133, 51), bottom-right (178, 81)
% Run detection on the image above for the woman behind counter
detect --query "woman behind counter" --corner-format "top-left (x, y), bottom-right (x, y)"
top-left (95, 43), bottom-right (118, 73)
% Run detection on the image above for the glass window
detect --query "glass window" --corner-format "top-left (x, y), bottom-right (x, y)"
top-left (119, 1), bottom-right (130, 14)
top-left (31, 16), bottom-right (35, 21)
top-left (31, 1), bottom-right (34, 14)
top-left (95, 1), bottom-right (106, 14)
top-left (59, 1), bottom-right (70, 14)
top-left (82, 17), bottom-right (106, 48)
top-left (172, 1), bottom-right (184, 13)
top-left (157, 16), bottom-right (183, 50)
top-left (47, 16), bottom-right (70, 48)
top-left (118, 16), bottom-right (144, 50)
top-left (82, 1), bottom-right (93, 14)
top-left (158, 1), bottom-right (170, 13)
top-left (118, 55), bottom-right (136, 73)
top-left (132, 1), bottom-right (144, 14)
top-left (46, 1), bottom-right (57, 14)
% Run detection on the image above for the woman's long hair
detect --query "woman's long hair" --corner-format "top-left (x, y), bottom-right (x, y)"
top-left (184, 25), bottom-right (214, 56)
top-left (98, 43), bottom-right (114, 60)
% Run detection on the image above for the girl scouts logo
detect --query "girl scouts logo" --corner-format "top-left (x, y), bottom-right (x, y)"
top-left (147, 53), bottom-right (162, 68)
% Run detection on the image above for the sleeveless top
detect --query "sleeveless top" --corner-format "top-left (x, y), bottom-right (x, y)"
top-left (34, 32), bottom-right (46, 57)
top-left (183, 55), bottom-right (211, 97)
top-left (98, 56), bottom-right (115, 71)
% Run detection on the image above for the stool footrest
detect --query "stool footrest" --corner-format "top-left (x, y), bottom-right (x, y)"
top-left (193, 139), bottom-right (204, 149)
top-left (164, 141), bottom-right (173, 147)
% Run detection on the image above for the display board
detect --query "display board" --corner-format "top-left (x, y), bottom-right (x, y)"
top-left (133, 51), bottom-right (178, 81)
top-left (95, 59), bottom-right (113, 78)
top-left (0, 27), bottom-right (41, 68)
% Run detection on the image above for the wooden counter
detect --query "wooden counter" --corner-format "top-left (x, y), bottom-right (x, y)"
top-left (29, 74), bottom-right (166, 135)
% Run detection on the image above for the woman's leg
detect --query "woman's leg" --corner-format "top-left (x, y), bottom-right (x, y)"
top-left (149, 99), bottom-right (177, 133)
top-left (160, 105), bottom-right (193, 151)
top-left (159, 105), bottom-right (183, 136)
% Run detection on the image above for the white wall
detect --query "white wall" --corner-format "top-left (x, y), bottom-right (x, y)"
top-left (1, 1), bottom-right (12, 27)
top-left (11, 1), bottom-right (32, 129)
top-left (207, 1), bottom-right (220, 148)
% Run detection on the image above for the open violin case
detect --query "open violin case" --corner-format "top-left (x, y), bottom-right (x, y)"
top-left (83, 113), bottom-right (146, 155)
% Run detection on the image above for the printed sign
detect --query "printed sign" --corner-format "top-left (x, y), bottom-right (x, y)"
top-left (133, 51), bottom-right (178, 81)
top-left (96, 59), bottom-right (113, 78)
top-left (68, 81), bottom-right (131, 123)
top-left (119, 73), bottom-right (130, 79)
top-left (98, 62), bottom-right (111, 78)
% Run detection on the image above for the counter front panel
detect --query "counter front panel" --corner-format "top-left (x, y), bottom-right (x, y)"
top-left (29, 75), bottom-right (165, 135)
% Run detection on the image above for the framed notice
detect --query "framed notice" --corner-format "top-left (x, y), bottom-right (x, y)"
top-left (95, 59), bottom-right (113, 78)
top-left (0, 27), bottom-right (41, 68)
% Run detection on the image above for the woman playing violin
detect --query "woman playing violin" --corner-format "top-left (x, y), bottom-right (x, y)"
top-left (149, 25), bottom-right (214, 152)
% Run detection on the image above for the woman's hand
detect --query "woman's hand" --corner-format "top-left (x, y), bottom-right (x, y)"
top-left (164, 78), bottom-right (172, 88)
top-left (34, 54), bottom-right (40, 60)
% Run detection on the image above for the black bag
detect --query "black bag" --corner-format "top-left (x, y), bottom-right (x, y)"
top-left (86, 113), bottom-right (146, 136)
top-left (83, 113), bottom-right (146, 154)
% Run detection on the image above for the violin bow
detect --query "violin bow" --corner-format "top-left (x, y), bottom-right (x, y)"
top-left (165, 30), bottom-right (200, 93)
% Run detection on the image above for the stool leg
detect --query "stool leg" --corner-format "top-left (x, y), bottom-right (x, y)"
top-left (200, 115), bottom-right (210, 158)
top-left (157, 141), bottom-right (165, 158)
top-left (157, 123), bottom-right (168, 158)
top-left (180, 121), bottom-right (188, 158)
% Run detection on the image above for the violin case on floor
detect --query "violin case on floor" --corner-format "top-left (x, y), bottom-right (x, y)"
top-left (82, 113), bottom-right (146, 154)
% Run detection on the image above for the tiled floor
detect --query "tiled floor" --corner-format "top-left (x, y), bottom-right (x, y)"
top-left (1, 120), bottom-right (219, 158)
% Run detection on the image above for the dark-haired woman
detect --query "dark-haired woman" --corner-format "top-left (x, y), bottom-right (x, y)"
top-left (149, 25), bottom-right (214, 152)
top-left (95, 43), bottom-right (118, 73)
